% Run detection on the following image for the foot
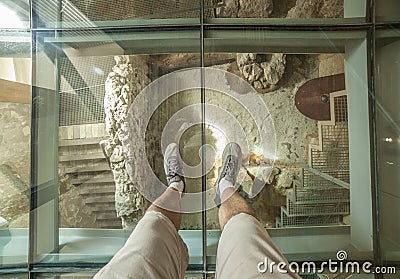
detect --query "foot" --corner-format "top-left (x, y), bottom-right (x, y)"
top-left (164, 143), bottom-right (185, 192)
top-left (214, 142), bottom-right (242, 206)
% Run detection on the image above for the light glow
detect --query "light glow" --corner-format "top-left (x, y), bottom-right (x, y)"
top-left (207, 124), bottom-right (227, 159)
top-left (0, 4), bottom-right (24, 28)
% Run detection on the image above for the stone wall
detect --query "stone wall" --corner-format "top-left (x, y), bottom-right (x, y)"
top-left (102, 55), bottom-right (152, 229)
top-left (0, 102), bottom-right (30, 228)
top-left (287, 0), bottom-right (344, 18)
top-left (217, 0), bottom-right (343, 18)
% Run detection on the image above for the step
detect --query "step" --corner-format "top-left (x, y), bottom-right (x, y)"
top-left (95, 211), bottom-right (119, 220)
top-left (95, 219), bottom-right (122, 229)
top-left (59, 137), bottom-right (106, 147)
top-left (70, 176), bottom-right (114, 185)
top-left (300, 166), bottom-right (350, 189)
top-left (84, 194), bottom-right (115, 204)
top-left (288, 191), bottom-right (349, 205)
top-left (86, 202), bottom-right (116, 212)
top-left (280, 207), bottom-right (344, 228)
top-left (319, 146), bottom-right (348, 151)
top-left (64, 164), bottom-right (111, 174)
top-left (59, 152), bottom-right (106, 162)
top-left (79, 184), bottom-right (116, 195)
top-left (285, 199), bottom-right (350, 217)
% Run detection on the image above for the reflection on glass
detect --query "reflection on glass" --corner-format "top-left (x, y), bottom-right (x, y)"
top-left (376, 30), bottom-right (400, 263)
top-left (32, 0), bottom-right (219, 28)
top-left (0, 1), bottom-right (30, 28)
top-left (375, 0), bottom-right (400, 22)
top-left (0, 31), bottom-right (30, 268)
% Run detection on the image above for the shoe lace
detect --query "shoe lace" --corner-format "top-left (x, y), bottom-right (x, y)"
top-left (167, 156), bottom-right (180, 177)
top-left (221, 155), bottom-right (235, 178)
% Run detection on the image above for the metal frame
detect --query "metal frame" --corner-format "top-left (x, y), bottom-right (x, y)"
top-left (2, 0), bottom-right (400, 277)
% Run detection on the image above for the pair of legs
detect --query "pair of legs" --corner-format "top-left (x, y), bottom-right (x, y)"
top-left (94, 143), bottom-right (299, 279)
top-left (147, 185), bottom-right (255, 232)
top-left (149, 142), bottom-right (255, 232)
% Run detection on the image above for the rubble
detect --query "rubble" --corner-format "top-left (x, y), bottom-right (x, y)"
top-left (287, 0), bottom-right (343, 18)
top-left (237, 53), bottom-right (286, 92)
top-left (217, 0), bottom-right (273, 18)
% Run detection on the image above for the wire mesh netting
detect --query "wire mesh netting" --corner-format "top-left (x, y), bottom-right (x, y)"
top-left (291, 182), bottom-right (349, 204)
top-left (278, 208), bottom-right (343, 228)
top-left (312, 96), bottom-right (349, 182)
top-left (286, 199), bottom-right (349, 217)
top-left (59, 56), bottom-right (114, 126)
top-left (63, 0), bottom-right (222, 21)
top-left (302, 169), bottom-right (344, 189)
top-left (34, 0), bottom-right (224, 27)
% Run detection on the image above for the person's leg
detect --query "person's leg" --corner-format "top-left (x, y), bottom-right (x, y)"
top-left (146, 142), bottom-right (185, 230)
top-left (94, 143), bottom-right (189, 279)
top-left (147, 187), bottom-right (181, 230)
top-left (215, 143), bottom-right (300, 279)
top-left (218, 188), bottom-right (256, 231)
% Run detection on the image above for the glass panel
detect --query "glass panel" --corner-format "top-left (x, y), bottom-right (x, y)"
top-left (31, 28), bottom-right (203, 266)
top-left (31, 0), bottom-right (206, 29)
top-left (205, 29), bottom-right (373, 263)
top-left (33, 274), bottom-right (94, 278)
top-left (376, 28), bottom-right (400, 263)
top-left (0, 274), bottom-right (28, 279)
top-left (375, 0), bottom-right (400, 22)
top-left (31, 273), bottom-right (216, 278)
top-left (0, 30), bottom-right (31, 268)
top-left (0, 1), bottom-right (30, 29)
top-left (206, 0), bottom-right (366, 23)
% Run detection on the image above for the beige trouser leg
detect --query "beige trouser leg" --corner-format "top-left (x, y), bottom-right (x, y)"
top-left (216, 213), bottom-right (301, 279)
top-left (94, 211), bottom-right (189, 279)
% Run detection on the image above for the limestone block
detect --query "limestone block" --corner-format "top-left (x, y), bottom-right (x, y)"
top-left (287, 0), bottom-right (343, 18)
top-left (318, 54), bottom-right (345, 77)
top-left (237, 53), bottom-right (286, 92)
top-left (274, 167), bottom-right (300, 195)
top-left (217, 0), bottom-right (273, 18)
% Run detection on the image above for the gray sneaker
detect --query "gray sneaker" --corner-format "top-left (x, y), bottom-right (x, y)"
top-left (214, 142), bottom-right (242, 205)
top-left (164, 143), bottom-right (185, 190)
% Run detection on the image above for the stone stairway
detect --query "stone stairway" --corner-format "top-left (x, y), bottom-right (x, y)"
top-left (59, 123), bottom-right (122, 229)
top-left (277, 91), bottom-right (350, 228)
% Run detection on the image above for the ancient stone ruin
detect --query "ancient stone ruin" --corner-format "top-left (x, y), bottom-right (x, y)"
top-left (217, 0), bottom-right (273, 18)
top-left (237, 53), bottom-right (286, 92)
top-left (101, 55), bottom-right (151, 228)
